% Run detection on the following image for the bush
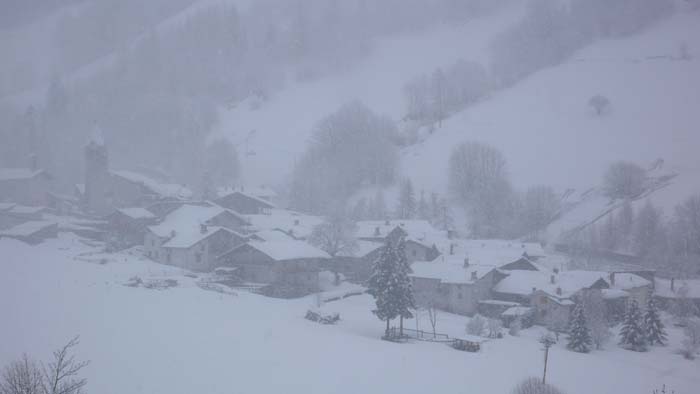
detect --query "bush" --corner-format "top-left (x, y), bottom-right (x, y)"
top-left (680, 318), bottom-right (700, 360)
top-left (466, 315), bottom-right (486, 336)
top-left (512, 377), bottom-right (564, 394)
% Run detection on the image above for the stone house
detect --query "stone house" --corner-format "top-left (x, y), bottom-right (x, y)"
top-left (410, 257), bottom-right (508, 316)
top-left (217, 240), bottom-right (330, 293)
top-left (0, 167), bottom-right (52, 206)
top-left (144, 204), bottom-right (250, 270)
top-left (0, 220), bottom-right (58, 244)
top-left (333, 240), bottom-right (384, 283)
top-left (215, 191), bottom-right (275, 214)
top-left (105, 207), bottom-right (158, 248)
top-left (83, 132), bottom-right (192, 216)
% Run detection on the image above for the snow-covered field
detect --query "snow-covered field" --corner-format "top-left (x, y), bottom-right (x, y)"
top-left (2, 234), bottom-right (698, 394)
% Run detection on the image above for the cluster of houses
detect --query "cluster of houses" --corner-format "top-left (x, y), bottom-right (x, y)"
top-left (1, 134), bottom-right (699, 323)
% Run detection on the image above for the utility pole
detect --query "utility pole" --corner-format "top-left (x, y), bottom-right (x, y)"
top-left (539, 333), bottom-right (556, 384)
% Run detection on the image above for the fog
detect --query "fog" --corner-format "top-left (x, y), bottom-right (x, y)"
top-left (1, 1), bottom-right (699, 393)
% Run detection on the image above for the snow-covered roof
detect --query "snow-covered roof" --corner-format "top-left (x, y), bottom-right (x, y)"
top-left (493, 270), bottom-right (609, 299)
top-left (245, 209), bottom-right (323, 239)
top-left (217, 185), bottom-right (277, 200)
top-left (337, 240), bottom-right (384, 258)
top-left (410, 258), bottom-right (497, 285)
top-left (9, 205), bottom-right (47, 215)
top-left (0, 220), bottom-right (56, 237)
top-left (654, 278), bottom-right (700, 299)
top-left (478, 299), bottom-right (521, 307)
top-left (441, 239), bottom-right (546, 267)
top-left (161, 226), bottom-right (231, 249)
top-left (148, 205), bottom-right (226, 238)
top-left (117, 207), bottom-right (156, 220)
top-left (245, 240), bottom-right (331, 261)
top-left (355, 220), bottom-right (445, 243)
top-left (253, 229), bottom-right (295, 242)
top-left (602, 289), bottom-right (629, 299)
top-left (0, 203), bottom-right (16, 212)
top-left (0, 168), bottom-right (47, 181)
top-left (502, 306), bottom-right (532, 317)
top-left (610, 272), bottom-right (651, 290)
top-left (110, 170), bottom-right (193, 199)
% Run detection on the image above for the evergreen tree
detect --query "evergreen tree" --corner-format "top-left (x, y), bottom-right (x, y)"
top-left (567, 303), bottom-right (593, 353)
top-left (367, 240), bottom-right (399, 336)
top-left (369, 190), bottom-right (388, 220)
top-left (619, 299), bottom-right (647, 351)
top-left (643, 296), bottom-right (667, 346)
top-left (417, 190), bottom-right (430, 220)
top-left (396, 178), bottom-right (416, 219)
top-left (394, 235), bottom-right (416, 336)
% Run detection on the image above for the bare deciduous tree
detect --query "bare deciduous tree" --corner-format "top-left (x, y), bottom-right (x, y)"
top-left (0, 355), bottom-right (43, 394)
top-left (1, 337), bottom-right (88, 394)
top-left (42, 337), bottom-right (89, 394)
top-left (512, 377), bottom-right (564, 394)
top-left (588, 94), bottom-right (610, 116)
top-left (426, 302), bottom-right (439, 338)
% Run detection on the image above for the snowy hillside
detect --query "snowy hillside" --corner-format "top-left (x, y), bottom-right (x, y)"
top-left (212, 4), bottom-right (524, 185)
top-left (2, 234), bottom-right (699, 394)
top-left (402, 9), bottom-right (700, 194)
top-left (214, 5), bottom-right (700, 222)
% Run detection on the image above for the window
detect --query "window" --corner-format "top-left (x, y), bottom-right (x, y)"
top-left (458, 292), bottom-right (463, 299)
top-left (412, 250), bottom-right (417, 257)
top-left (196, 253), bottom-right (202, 263)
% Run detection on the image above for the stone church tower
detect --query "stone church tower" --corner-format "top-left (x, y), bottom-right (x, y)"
top-left (84, 124), bottom-right (112, 215)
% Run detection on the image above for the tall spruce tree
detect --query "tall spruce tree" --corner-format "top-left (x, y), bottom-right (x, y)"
top-left (643, 296), bottom-right (667, 346)
top-left (567, 303), bottom-right (593, 353)
top-left (367, 239), bottom-right (399, 336)
top-left (619, 299), bottom-right (647, 351)
top-left (396, 178), bottom-right (417, 219)
top-left (395, 235), bottom-right (416, 336)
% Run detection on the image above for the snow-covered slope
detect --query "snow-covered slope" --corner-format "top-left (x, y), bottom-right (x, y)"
top-left (213, 4), bottom-right (524, 185)
top-left (403, 10), bottom-right (700, 195)
top-left (217, 6), bottom-right (699, 235)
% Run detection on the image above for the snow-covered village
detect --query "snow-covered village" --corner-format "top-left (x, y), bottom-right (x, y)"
top-left (1, 1), bottom-right (700, 394)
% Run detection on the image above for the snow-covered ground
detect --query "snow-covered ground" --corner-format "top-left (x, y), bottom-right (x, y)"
top-left (2, 234), bottom-right (698, 394)
top-left (214, 5), bottom-right (700, 219)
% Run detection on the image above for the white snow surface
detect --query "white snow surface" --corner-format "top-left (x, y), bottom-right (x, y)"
top-left (245, 240), bottom-right (331, 261)
top-left (0, 220), bottom-right (55, 237)
top-left (1, 235), bottom-right (699, 394)
top-left (116, 207), bottom-right (156, 220)
top-left (0, 168), bottom-right (46, 181)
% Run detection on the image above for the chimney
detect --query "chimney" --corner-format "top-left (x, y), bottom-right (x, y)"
top-left (29, 153), bottom-right (38, 171)
top-left (532, 287), bottom-right (537, 294)
top-left (294, 219), bottom-right (300, 226)
top-left (384, 219), bottom-right (390, 226)
top-left (671, 278), bottom-right (675, 292)
top-left (550, 274), bottom-right (555, 284)
top-left (170, 230), bottom-right (176, 238)
top-left (553, 267), bottom-right (560, 274)
top-left (449, 243), bottom-right (454, 255)
top-left (200, 224), bottom-right (208, 234)
top-left (556, 287), bottom-right (562, 296)
top-left (374, 226), bottom-right (380, 236)
top-left (609, 273), bottom-right (616, 287)
top-left (463, 257), bottom-right (469, 268)
top-left (471, 271), bottom-right (478, 281)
